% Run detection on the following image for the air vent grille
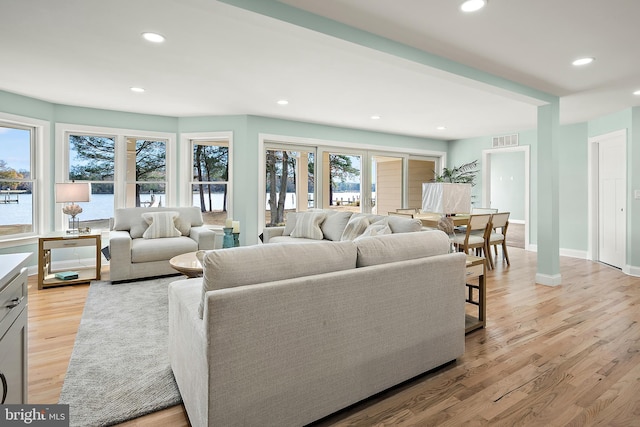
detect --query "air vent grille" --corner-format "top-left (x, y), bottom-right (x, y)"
top-left (492, 134), bottom-right (519, 148)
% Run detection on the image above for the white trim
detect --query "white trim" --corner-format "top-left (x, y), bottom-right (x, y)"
top-left (482, 145), bottom-right (530, 249)
top-left (559, 248), bottom-right (588, 259)
top-left (179, 131), bottom-right (233, 216)
top-left (0, 112), bottom-right (50, 247)
top-left (509, 219), bottom-right (525, 224)
top-left (624, 264), bottom-right (640, 277)
top-left (535, 273), bottom-right (562, 286)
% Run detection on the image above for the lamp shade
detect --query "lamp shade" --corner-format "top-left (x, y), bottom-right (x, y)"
top-left (55, 182), bottom-right (91, 203)
top-left (422, 182), bottom-right (471, 214)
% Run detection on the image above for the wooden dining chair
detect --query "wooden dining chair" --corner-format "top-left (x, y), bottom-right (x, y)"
top-left (450, 214), bottom-right (492, 268)
top-left (395, 208), bottom-right (419, 214)
top-left (487, 212), bottom-right (510, 268)
top-left (388, 211), bottom-right (414, 218)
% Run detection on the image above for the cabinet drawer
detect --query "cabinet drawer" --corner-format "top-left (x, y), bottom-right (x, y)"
top-left (43, 237), bottom-right (96, 250)
top-left (0, 268), bottom-right (27, 330)
top-left (466, 263), bottom-right (484, 280)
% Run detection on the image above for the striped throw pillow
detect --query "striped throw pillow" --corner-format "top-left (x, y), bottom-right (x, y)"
top-left (141, 211), bottom-right (181, 239)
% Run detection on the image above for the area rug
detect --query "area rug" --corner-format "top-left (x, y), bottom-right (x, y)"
top-left (59, 276), bottom-right (183, 427)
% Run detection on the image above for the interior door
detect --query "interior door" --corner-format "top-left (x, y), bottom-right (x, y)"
top-left (598, 136), bottom-right (626, 268)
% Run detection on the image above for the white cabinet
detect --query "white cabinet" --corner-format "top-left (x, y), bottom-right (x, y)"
top-left (0, 253), bottom-right (31, 404)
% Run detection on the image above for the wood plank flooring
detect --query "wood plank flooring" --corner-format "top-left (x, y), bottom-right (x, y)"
top-left (27, 248), bottom-right (640, 426)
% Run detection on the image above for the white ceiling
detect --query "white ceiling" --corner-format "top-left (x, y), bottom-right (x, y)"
top-left (1, 0), bottom-right (639, 140)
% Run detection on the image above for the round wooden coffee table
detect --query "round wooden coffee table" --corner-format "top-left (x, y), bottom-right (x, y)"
top-left (169, 252), bottom-right (203, 278)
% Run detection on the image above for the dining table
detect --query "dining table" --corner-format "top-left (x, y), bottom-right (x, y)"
top-left (414, 213), bottom-right (470, 228)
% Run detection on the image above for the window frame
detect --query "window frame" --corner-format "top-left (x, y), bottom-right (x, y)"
top-left (55, 123), bottom-right (176, 231)
top-left (179, 131), bottom-right (233, 223)
top-left (0, 112), bottom-right (49, 248)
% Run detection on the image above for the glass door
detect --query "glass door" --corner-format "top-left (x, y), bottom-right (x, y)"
top-left (264, 145), bottom-right (315, 227)
top-left (320, 150), bottom-right (363, 213)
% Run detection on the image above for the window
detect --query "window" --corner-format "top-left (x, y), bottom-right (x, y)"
top-left (68, 134), bottom-right (116, 230)
top-left (0, 123), bottom-right (35, 237)
top-left (264, 146), bottom-right (315, 227)
top-left (58, 124), bottom-right (175, 231)
top-left (191, 139), bottom-right (229, 226)
top-left (125, 137), bottom-right (166, 208)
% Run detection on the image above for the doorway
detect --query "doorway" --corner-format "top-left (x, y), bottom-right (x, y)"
top-left (482, 146), bottom-right (530, 249)
top-left (589, 130), bottom-right (627, 269)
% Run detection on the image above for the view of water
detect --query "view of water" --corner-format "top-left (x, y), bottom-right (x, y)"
top-left (0, 192), bottom-right (364, 225)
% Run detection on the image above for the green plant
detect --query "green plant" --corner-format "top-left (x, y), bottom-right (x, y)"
top-left (434, 160), bottom-right (479, 186)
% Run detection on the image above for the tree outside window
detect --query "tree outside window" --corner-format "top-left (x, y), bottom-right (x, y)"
top-left (192, 141), bottom-right (229, 226)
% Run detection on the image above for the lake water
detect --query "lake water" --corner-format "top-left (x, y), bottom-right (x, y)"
top-left (0, 192), bottom-right (364, 225)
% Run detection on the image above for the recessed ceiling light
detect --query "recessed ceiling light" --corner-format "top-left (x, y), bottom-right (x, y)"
top-left (142, 32), bottom-right (165, 43)
top-left (437, 126), bottom-right (447, 130)
top-left (460, 0), bottom-right (486, 12)
top-left (370, 115), bottom-right (381, 120)
top-left (572, 57), bottom-right (594, 66)
top-left (633, 90), bottom-right (640, 96)
top-left (277, 99), bottom-right (289, 105)
top-left (130, 87), bottom-right (145, 93)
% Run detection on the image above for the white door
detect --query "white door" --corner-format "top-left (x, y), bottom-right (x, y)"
top-left (598, 136), bottom-right (626, 268)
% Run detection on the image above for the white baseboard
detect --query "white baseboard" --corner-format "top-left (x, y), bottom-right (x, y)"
top-left (524, 244), bottom-right (588, 260)
top-left (535, 273), bottom-right (562, 286)
top-left (510, 219), bottom-right (525, 224)
top-left (623, 264), bottom-right (640, 277)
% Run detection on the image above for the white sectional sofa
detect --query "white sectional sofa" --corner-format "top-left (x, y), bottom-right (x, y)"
top-left (168, 231), bottom-right (466, 427)
top-left (262, 209), bottom-right (424, 244)
top-left (109, 206), bottom-right (217, 282)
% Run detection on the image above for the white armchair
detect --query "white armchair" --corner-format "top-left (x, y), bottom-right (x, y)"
top-left (109, 207), bottom-right (216, 282)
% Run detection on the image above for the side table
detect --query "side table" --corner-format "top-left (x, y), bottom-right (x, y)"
top-left (38, 233), bottom-right (101, 289)
top-left (465, 255), bottom-right (486, 333)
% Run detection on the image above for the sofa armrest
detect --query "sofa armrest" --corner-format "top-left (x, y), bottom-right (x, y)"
top-left (190, 226), bottom-right (216, 250)
top-left (262, 226), bottom-right (284, 243)
top-left (109, 230), bottom-right (133, 264)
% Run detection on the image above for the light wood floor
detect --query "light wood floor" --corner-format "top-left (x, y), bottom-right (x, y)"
top-left (27, 248), bottom-right (640, 426)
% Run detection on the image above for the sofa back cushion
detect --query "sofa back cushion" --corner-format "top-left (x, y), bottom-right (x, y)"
top-left (354, 230), bottom-right (451, 267)
top-left (198, 240), bottom-right (357, 318)
top-left (113, 207), bottom-right (204, 238)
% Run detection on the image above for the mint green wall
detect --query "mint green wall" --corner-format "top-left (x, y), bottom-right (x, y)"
top-left (558, 123), bottom-right (588, 251)
top-left (54, 104), bottom-right (178, 132)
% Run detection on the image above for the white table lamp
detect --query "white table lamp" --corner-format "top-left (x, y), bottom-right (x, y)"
top-left (56, 182), bottom-right (91, 233)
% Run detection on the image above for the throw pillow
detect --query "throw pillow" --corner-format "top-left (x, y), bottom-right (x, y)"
top-left (141, 211), bottom-right (181, 239)
top-left (340, 216), bottom-right (369, 241)
top-left (320, 211), bottom-right (353, 241)
top-left (290, 212), bottom-right (327, 240)
top-left (174, 215), bottom-right (191, 236)
top-left (355, 218), bottom-right (392, 241)
top-left (282, 212), bottom-right (299, 236)
top-left (129, 216), bottom-right (150, 239)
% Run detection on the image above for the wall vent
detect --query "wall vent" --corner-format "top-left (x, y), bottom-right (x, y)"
top-left (492, 133), bottom-right (519, 148)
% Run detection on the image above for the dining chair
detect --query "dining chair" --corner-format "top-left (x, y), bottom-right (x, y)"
top-left (488, 212), bottom-right (510, 268)
top-left (450, 213), bottom-right (492, 269)
top-left (395, 208), bottom-right (419, 214)
top-left (388, 211), bottom-right (415, 218)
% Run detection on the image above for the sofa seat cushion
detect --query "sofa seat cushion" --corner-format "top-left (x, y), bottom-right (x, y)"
top-left (131, 236), bottom-right (198, 263)
top-left (354, 230), bottom-right (451, 267)
top-left (198, 240), bottom-right (357, 318)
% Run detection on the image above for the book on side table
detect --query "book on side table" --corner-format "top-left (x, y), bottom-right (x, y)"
top-left (54, 271), bottom-right (79, 280)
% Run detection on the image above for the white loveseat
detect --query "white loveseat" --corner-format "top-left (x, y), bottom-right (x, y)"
top-left (168, 231), bottom-right (466, 426)
top-left (262, 209), bottom-right (424, 244)
top-left (109, 207), bottom-right (216, 282)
